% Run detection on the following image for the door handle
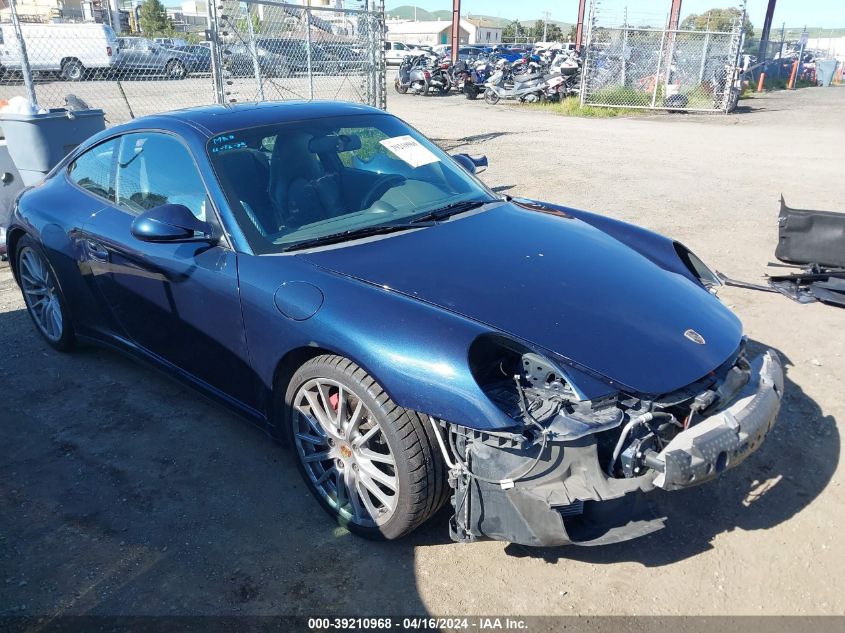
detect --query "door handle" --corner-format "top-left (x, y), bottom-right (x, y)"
top-left (86, 240), bottom-right (109, 262)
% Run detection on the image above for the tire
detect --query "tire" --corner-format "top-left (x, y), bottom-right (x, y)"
top-left (394, 78), bottom-right (408, 94)
top-left (438, 76), bottom-right (451, 94)
top-left (15, 236), bottom-right (75, 352)
top-left (420, 80), bottom-right (432, 96)
top-left (284, 355), bottom-right (448, 540)
top-left (61, 60), bottom-right (85, 82)
top-left (165, 59), bottom-right (187, 80)
top-left (484, 89), bottom-right (500, 105)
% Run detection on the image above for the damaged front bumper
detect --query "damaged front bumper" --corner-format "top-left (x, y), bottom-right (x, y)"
top-left (651, 351), bottom-right (783, 491)
top-left (443, 350), bottom-right (784, 547)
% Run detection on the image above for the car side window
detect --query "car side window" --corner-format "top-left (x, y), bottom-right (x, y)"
top-left (67, 138), bottom-right (119, 201)
top-left (114, 132), bottom-right (208, 220)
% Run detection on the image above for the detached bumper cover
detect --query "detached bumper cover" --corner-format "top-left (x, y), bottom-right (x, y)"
top-left (652, 350), bottom-right (784, 491)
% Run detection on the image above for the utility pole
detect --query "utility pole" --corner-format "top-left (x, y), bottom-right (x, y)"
top-left (757, 0), bottom-right (777, 62)
top-left (450, 0), bottom-right (460, 63)
top-left (575, 0), bottom-right (587, 51)
top-left (668, 0), bottom-right (682, 30)
top-left (542, 10), bottom-right (550, 42)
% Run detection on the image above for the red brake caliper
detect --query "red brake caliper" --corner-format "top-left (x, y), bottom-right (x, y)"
top-left (329, 392), bottom-right (339, 411)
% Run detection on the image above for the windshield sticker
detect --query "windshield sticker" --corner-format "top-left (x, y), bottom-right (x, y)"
top-left (379, 135), bottom-right (439, 168)
top-left (210, 134), bottom-right (247, 154)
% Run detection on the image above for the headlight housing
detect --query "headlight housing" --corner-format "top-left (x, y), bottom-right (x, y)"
top-left (468, 334), bottom-right (624, 440)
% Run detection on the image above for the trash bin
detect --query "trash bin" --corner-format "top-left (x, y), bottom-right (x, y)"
top-left (815, 59), bottom-right (839, 87)
top-left (0, 108), bottom-right (105, 186)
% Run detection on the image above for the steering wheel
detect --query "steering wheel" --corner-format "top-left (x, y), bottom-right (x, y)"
top-left (361, 174), bottom-right (406, 210)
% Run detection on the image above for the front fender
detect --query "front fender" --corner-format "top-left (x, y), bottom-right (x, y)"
top-left (238, 254), bottom-right (518, 431)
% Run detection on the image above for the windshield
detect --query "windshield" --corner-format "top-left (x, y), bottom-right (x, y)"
top-left (207, 113), bottom-right (495, 254)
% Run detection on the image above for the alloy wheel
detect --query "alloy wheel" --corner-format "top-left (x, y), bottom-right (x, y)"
top-left (292, 378), bottom-right (399, 528)
top-left (19, 247), bottom-right (63, 342)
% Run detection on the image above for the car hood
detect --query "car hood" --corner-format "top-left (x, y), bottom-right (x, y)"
top-left (301, 202), bottom-right (742, 395)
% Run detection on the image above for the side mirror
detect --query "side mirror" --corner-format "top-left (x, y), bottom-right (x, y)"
top-left (131, 204), bottom-right (215, 243)
top-left (452, 153), bottom-right (488, 175)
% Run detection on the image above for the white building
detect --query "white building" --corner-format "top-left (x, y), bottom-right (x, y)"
top-left (464, 16), bottom-right (502, 46)
top-left (386, 18), bottom-right (501, 46)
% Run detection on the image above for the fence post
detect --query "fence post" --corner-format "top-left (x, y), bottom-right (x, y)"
top-left (698, 30), bottom-right (711, 83)
top-left (245, 2), bottom-right (265, 101)
top-left (305, 9), bottom-right (314, 100)
top-left (207, 0), bottom-right (226, 105)
top-left (621, 25), bottom-right (628, 87)
top-left (8, 0), bottom-right (37, 110)
top-left (579, 0), bottom-right (597, 106)
top-left (651, 23), bottom-right (668, 108)
top-left (376, 0), bottom-right (386, 109)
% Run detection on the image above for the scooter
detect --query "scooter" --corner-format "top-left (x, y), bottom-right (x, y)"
top-left (483, 64), bottom-right (550, 104)
top-left (394, 55), bottom-right (436, 96)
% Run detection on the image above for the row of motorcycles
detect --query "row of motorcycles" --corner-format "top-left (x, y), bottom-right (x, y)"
top-left (394, 48), bottom-right (582, 104)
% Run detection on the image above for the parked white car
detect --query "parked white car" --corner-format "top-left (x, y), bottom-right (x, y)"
top-left (384, 41), bottom-right (423, 65)
top-left (0, 22), bottom-right (120, 80)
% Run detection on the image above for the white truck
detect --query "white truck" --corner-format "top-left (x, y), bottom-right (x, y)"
top-left (0, 22), bottom-right (120, 81)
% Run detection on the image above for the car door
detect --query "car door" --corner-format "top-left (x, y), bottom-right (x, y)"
top-left (80, 131), bottom-right (256, 407)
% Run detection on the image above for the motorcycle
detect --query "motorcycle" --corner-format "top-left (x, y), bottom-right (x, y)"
top-left (428, 56), bottom-right (453, 95)
top-left (462, 57), bottom-right (492, 100)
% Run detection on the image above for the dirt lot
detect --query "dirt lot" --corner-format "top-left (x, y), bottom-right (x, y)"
top-left (1, 87), bottom-right (843, 617)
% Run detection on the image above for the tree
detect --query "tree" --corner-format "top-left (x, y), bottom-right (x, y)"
top-left (566, 24), bottom-right (577, 42)
top-left (529, 20), bottom-right (564, 42)
top-left (680, 7), bottom-right (754, 38)
top-left (237, 9), bottom-right (261, 35)
top-left (138, 0), bottom-right (173, 36)
top-left (502, 20), bottom-right (527, 43)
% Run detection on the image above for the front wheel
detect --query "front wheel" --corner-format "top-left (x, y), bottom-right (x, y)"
top-left (16, 236), bottom-right (75, 351)
top-left (484, 89), bottom-right (500, 105)
top-left (285, 355), bottom-right (448, 540)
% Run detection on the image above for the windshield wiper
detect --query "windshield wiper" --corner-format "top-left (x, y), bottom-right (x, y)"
top-left (409, 198), bottom-right (495, 224)
top-left (282, 221), bottom-right (434, 252)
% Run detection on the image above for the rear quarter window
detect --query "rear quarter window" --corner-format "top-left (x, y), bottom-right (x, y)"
top-left (67, 138), bottom-right (119, 201)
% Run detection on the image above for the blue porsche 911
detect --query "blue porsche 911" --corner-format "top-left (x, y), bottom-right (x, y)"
top-left (7, 101), bottom-right (783, 546)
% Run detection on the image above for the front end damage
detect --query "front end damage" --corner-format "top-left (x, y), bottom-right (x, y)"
top-left (432, 345), bottom-right (784, 547)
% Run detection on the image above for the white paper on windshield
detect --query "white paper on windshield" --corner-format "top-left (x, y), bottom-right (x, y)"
top-left (379, 135), bottom-right (439, 168)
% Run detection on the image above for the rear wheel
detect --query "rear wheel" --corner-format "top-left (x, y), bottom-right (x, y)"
top-left (394, 78), bottom-right (408, 94)
top-left (438, 77), bottom-right (451, 94)
top-left (16, 236), bottom-right (75, 351)
top-left (61, 60), bottom-right (85, 82)
top-left (285, 355), bottom-right (448, 540)
top-left (165, 59), bottom-right (187, 80)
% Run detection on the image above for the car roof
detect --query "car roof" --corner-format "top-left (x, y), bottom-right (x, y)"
top-left (108, 101), bottom-right (388, 138)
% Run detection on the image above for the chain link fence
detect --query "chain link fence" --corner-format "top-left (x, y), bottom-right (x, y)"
top-left (581, 1), bottom-right (744, 112)
top-left (216, 0), bottom-right (385, 109)
top-left (0, 0), bottom-right (385, 125)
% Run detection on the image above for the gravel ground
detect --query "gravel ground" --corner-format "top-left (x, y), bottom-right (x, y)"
top-left (1, 86), bottom-right (843, 617)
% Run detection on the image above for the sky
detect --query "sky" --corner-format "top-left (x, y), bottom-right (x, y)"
top-left (384, 0), bottom-right (844, 29)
